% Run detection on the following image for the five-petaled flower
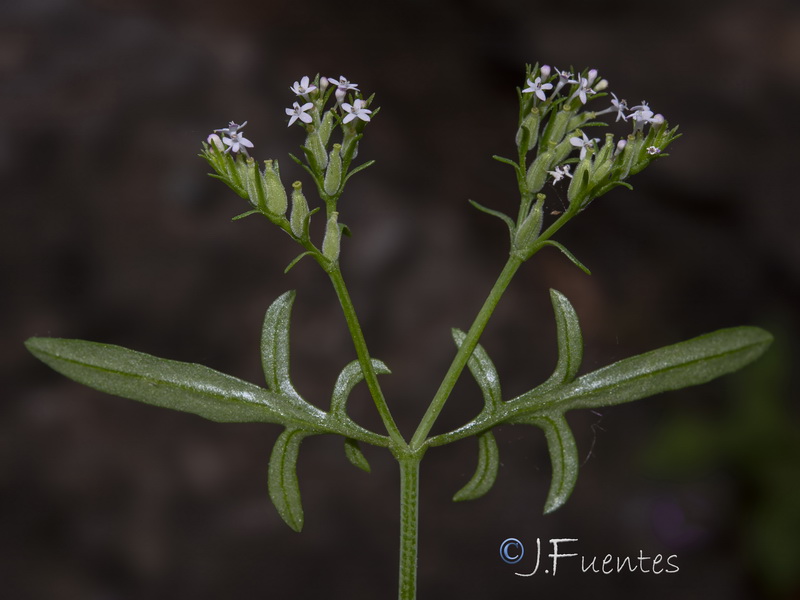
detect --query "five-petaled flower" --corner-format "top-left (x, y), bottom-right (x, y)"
top-left (290, 76), bottom-right (317, 100)
top-left (646, 146), bottom-right (661, 155)
top-left (329, 76), bottom-right (359, 105)
top-left (222, 131), bottom-right (254, 154)
top-left (571, 76), bottom-right (595, 104)
top-left (569, 131), bottom-right (598, 160)
top-left (286, 101), bottom-right (314, 127)
top-left (522, 76), bottom-right (553, 101)
top-left (342, 99), bottom-right (372, 124)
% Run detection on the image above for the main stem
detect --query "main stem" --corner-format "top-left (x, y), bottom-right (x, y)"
top-left (398, 455), bottom-right (421, 600)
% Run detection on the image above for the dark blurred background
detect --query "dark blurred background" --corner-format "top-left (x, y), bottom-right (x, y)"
top-left (3, 0), bottom-right (799, 598)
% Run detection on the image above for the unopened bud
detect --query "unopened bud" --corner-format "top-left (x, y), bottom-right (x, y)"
top-left (324, 144), bottom-right (343, 197)
top-left (513, 195), bottom-right (545, 258)
top-left (594, 79), bottom-right (609, 92)
top-left (290, 181), bottom-right (310, 238)
top-left (322, 211), bottom-right (341, 263)
top-left (516, 107), bottom-right (540, 153)
top-left (539, 65), bottom-right (551, 80)
top-left (206, 133), bottom-right (224, 151)
top-left (263, 159), bottom-right (288, 215)
top-left (525, 150), bottom-right (554, 194)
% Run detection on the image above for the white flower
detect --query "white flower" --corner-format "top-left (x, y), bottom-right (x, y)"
top-left (328, 76), bottom-right (359, 92)
top-left (646, 146), bottom-right (661, 155)
top-left (215, 120), bottom-right (247, 135)
top-left (329, 76), bottom-right (359, 105)
top-left (547, 164), bottom-right (573, 183)
top-left (571, 77), bottom-right (595, 104)
top-left (290, 76), bottom-right (317, 99)
top-left (286, 101), bottom-right (314, 127)
top-left (569, 131), bottom-right (598, 160)
top-left (610, 93), bottom-right (628, 121)
top-left (222, 131), bottom-right (254, 154)
top-left (522, 76), bottom-right (553, 101)
top-left (341, 98), bottom-right (372, 124)
top-left (552, 68), bottom-right (578, 96)
top-left (627, 101), bottom-right (657, 130)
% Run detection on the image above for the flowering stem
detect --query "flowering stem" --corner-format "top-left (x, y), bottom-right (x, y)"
top-left (409, 255), bottom-right (524, 451)
top-left (328, 266), bottom-right (405, 446)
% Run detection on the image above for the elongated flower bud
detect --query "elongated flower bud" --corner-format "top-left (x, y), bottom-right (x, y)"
top-left (263, 160), bottom-right (288, 216)
top-left (324, 144), bottom-right (343, 197)
top-left (290, 181), bottom-right (310, 238)
top-left (516, 107), bottom-right (541, 154)
top-left (322, 211), bottom-right (341, 262)
top-left (525, 150), bottom-right (554, 194)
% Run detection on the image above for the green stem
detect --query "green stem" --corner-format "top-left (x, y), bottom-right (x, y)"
top-left (410, 255), bottom-right (523, 450)
top-left (398, 455), bottom-right (421, 600)
top-left (328, 267), bottom-right (406, 446)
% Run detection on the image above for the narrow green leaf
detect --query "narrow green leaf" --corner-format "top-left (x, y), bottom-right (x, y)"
top-left (452, 328), bottom-right (502, 410)
top-left (467, 200), bottom-right (515, 233)
top-left (24, 337), bottom-right (315, 425)
top-left (232, 209), bottom-right (261, 221)
top-left (343, 438), bottom-right (371, 473)
top-left (542, 241), bottom-right (591, 275)
top-left (330, 358), bottom-right (391, 416)
top-left (557, 326), bottom-right (773, 411)
top-left (525, 413), bottom-right (578, 514)
top-left (284, 251), bottom-right (314, 274)
top-left (268, 428), bottom-right (310, 532)
top-left (343, 159), bottom-right (376, 184)
top-left (511, 326), bottom-right (773, 416)
top-left (260, 292), bottom-right (328, 426)
top-left (534, 290), bottom-right (584, 395)
top-left (453, 431), bottom-right (500, 502)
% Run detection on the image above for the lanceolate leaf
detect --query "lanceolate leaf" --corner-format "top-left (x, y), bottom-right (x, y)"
top-left (453, 430), bottom-right (500, 502)
top-left (260, 292), bottom-right (327, 425)
top-left (24, 337), bottom-right (319, 426)
top-left (268, 427), bottom-right (311, 532)
top-left (533, 289), bottom-right (584, 395)
top-left (521, 413), bottom-right (578, 514)
top-left (511, 326), bottom-right (773, 416)
top-left (330, 359), bottom-right (392, 417)
top-left (452, 329), bottom-right (502, 411)
top-left (343, 438), bottom-right (371, 473)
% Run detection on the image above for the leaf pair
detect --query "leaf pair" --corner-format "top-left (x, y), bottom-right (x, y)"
top-left (26, 290), bottom-right (389, 533)
top-left (438, 289), bottom-right (772, 514)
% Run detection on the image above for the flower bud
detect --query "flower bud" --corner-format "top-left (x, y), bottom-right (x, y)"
top-left (206, 133), bottom-right (224, 151)
top-left (263, 159), bottom-right (288, 216)
top-left (594, 79), bottom-right (609, 92)
top-left (319, 77), bottom-right (329, 93)
top-left (567, 156), bottom-right (591, 206)
top-left (516, 107), bottom-right (540, 153)
top-left (305, 130), bottom-right (328, 171)
top-left (322, 211), bottom-right (341, 263)
top-left (539, 65), bottom-right (551, 80)
top-left (318, 109), bottom-right (335, 147)
top-left (324, 144), bottom-right (343, 197)
top-left (540, 107), bottom-right (574, 149)
top-left (525, 150), bottom-right (554, 194)
top-left (290, 181), bottom-right (310, 238)
top-left (245, 157), bottom-right (268, 211)
top-left (513, 195), bottom-right (545, 258)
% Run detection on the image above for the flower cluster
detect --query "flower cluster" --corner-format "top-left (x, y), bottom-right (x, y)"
top-left (200, 74), bottom-right (379, 267)
top-left (515, 63), bottom-right (678, 210)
